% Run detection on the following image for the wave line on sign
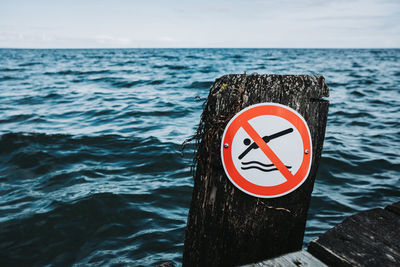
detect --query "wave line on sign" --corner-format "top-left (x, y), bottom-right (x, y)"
top-left (241, 161), bottom-right (275, 167)
top-left (241, 165), bottom-right (292, 172)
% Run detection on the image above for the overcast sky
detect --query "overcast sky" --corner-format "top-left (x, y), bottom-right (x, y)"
top-left (1, 0), bottom-right (399, 48)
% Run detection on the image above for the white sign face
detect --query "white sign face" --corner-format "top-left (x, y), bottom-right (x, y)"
top-left (221, 103), bottom-right (312, 198)
top-left (231, 115), bottom-right (304, 187)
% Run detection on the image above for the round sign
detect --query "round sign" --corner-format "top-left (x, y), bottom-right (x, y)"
top-left (220, 103), bottom-right (312, 198)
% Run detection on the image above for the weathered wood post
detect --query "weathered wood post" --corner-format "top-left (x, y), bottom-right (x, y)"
top-left (183, 74), bottom-right (329, 266)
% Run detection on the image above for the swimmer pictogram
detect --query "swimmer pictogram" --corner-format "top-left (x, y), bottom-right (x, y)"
top-left (238, 128), bottom-right (294, 160)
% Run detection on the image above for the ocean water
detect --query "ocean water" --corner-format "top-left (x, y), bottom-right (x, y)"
top-left (0, 48), bottom-right (399, 266)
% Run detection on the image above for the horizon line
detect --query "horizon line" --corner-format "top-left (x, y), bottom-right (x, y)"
top-left (0, 47), bottom-right (399, 50)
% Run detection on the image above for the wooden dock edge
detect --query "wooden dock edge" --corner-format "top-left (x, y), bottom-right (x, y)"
top-left (242, 201), bottom-right (400, 267)
top-left (241, 250), bottom-right (327, 267)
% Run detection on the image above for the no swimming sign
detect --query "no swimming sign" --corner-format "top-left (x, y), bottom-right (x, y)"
top-left (221, 103), bottom-right (312, 198)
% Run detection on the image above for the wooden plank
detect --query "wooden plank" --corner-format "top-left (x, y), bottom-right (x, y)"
top-left (182, 75), bottom-right (329, 266)
top-left (308, 208), bottom-right (400, 266)
top-left (241, 250), bottom-right (327, 267)
top-left (386, 201), bottom-right (400, 216)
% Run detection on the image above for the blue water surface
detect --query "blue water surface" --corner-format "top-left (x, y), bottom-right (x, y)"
top-left (0, 48), bottom-right (399, 266)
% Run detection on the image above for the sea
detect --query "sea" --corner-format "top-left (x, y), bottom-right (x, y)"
top-left (0, 48), bottom-right (399, 266)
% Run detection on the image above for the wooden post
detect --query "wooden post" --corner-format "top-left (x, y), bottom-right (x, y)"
top-left (183, 74), bottom-right (329, 266)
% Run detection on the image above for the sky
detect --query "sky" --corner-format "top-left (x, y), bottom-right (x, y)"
top-left (0, 0), bottom-right (399, 48)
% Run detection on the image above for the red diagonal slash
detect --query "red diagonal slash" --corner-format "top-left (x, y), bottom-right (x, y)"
top-left (242, 121), bottom-right (294, 181)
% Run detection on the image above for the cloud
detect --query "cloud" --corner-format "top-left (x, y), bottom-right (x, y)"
top-left (0, 29), bottom-right (181, 48)
top-left (93, 35), bottom-right (132, 46)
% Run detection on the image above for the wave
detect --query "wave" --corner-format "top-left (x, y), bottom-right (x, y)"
top-left (0, 114), bottom-right (33, 123)
top-left (89, 77), bottom-right (148, 88)
top-left (44, 70), bottom-right (111, 76)
top-left (185, 55), bottom-right (202, 60)
top-left (330, 110), bottom-right (375, 119)
top-left (349, 90), bottom-right (366, 97)
top-left (149, 79), bottom-right (164, 85)
top-left (0, 191), bottom-right (186, 266)
top-left (116, 107), bottom-right (190, 119)
top-left (199, 66), bottom-right (217, 74)
top-left (0, 132), bottom-right (185, 179)
top-left (153, 64), bottom-right (187, 70)
top-left (0, 193), bottom-right (153, 265)
top-left (185, 81), bottom-right (213, 89)
top-left (0, 67), bottom-right (25, 72)
top-left (0, 132), bottom-right (176, 152)
top-left (44, 93), bottom-right (63, 99)
top-left (0, 76), bottom-right (19, 81)
top-left (18, 62), bottom-right (42, 67)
